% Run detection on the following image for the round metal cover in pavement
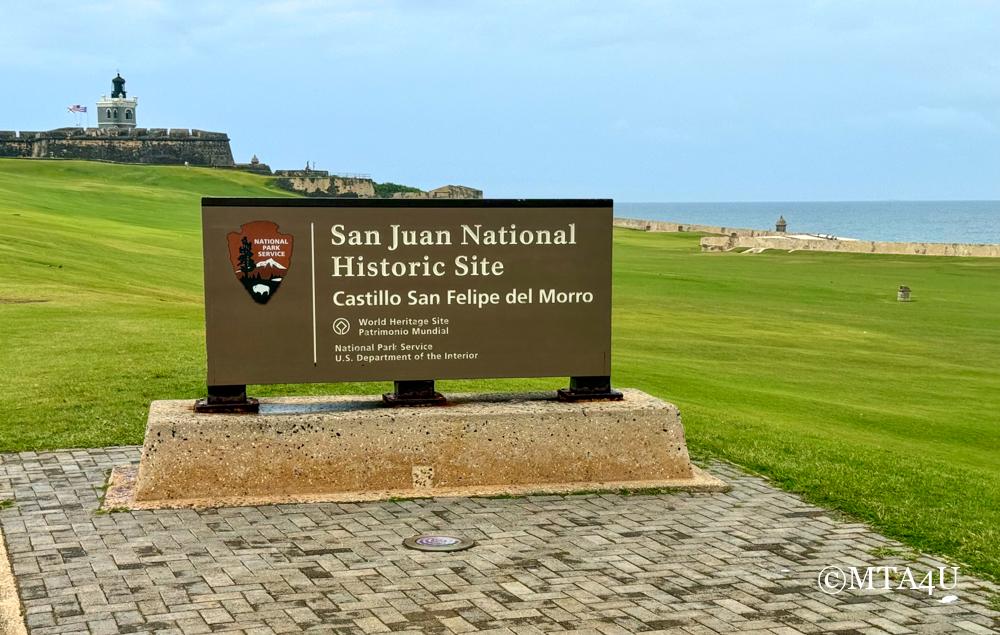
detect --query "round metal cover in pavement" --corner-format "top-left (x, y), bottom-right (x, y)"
top-left (403, 534), bottom-right (475, 552)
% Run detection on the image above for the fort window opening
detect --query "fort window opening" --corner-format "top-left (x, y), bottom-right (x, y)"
top-left (125, 110), bottom-right (132, 120)
top-left (106, 109), bottom-right (112, 118)
top-left (113, 109), bottom-right (118, 117)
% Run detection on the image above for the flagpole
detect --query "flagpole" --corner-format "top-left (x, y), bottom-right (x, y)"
top-left (66, 105), bottom-right (89, 128)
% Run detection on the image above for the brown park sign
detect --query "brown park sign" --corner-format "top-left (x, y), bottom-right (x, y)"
top-left (202, 198), bottom-right (613, 387)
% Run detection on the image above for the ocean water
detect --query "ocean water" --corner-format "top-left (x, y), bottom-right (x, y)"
top-left (615, 201), bottom-right (1000, 244)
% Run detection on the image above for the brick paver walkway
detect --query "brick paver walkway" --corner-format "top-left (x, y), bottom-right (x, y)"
top-left (0, 447), bottom-right (997, 634)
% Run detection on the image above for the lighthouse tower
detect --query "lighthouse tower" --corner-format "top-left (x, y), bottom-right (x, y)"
top-left (96, 73), bottom-right (138, 129)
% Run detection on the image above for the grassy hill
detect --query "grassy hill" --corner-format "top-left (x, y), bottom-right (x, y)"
top-left (1, 159), bottom-right (998, 582)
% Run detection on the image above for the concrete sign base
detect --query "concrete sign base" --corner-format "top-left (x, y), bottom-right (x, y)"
top-left (109, 389), bottom-right (726, 510)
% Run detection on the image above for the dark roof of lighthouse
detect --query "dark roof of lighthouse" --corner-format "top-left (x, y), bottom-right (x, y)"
top-left (111, 74), bottom-right (126, 98)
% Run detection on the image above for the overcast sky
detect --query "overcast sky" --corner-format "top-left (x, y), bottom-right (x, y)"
top-left (2, 1), bottom-right (998, 200)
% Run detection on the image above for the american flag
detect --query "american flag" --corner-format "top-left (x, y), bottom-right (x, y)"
top-left (67, 105), bottom-right (87, 113)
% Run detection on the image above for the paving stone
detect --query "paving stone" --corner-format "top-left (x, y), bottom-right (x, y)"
top-left (0, 448), bottom-right (997, 634)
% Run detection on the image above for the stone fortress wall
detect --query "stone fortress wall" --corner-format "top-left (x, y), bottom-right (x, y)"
top-left (270, 170), bottom-right (482, 199)
top-left (0, 127), bottom-right (234, 167)
top-left (615, 217), bottom-right (1000, 258)
top-left (1, 74), bottom-right (481, 197)
top-left (393, 184), bottom-right (484, 199)
top-left (614, 217), bottom-right (773, 237)
top-left (700, 234), bottom-right (1000, 258)
top-left (277, 175), bottom-right (377, 198)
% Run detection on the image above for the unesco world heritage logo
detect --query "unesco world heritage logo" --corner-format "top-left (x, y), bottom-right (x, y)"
top-left (226, 221), bottom-right (294, 304)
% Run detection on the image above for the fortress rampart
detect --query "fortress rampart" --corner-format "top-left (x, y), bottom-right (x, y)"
top-left (0, 127), bottom-right (234, 167)
top-left (273, 175), bottom-right (377, 198)
top-left (700, 234), bottom-right (1000, 258)
top-left (614, 217), bottom-right (774, 237)
top-left (616, 217), bottom-right (1000, 258)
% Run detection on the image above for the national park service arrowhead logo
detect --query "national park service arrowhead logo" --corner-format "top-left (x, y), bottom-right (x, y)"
top-left (227, 221), bottom-right (293, 304)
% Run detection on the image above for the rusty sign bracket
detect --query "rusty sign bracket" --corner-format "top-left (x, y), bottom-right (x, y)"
top-left (194, 384), bottom-right (260, 414)
top-left (383, 380), bottom-right (447, 407)
top-left (557, 376), bottom-right (623, 402)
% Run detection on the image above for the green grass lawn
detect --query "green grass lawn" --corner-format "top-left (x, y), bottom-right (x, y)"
top-left (1, 159), bottom-right (998, 582)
